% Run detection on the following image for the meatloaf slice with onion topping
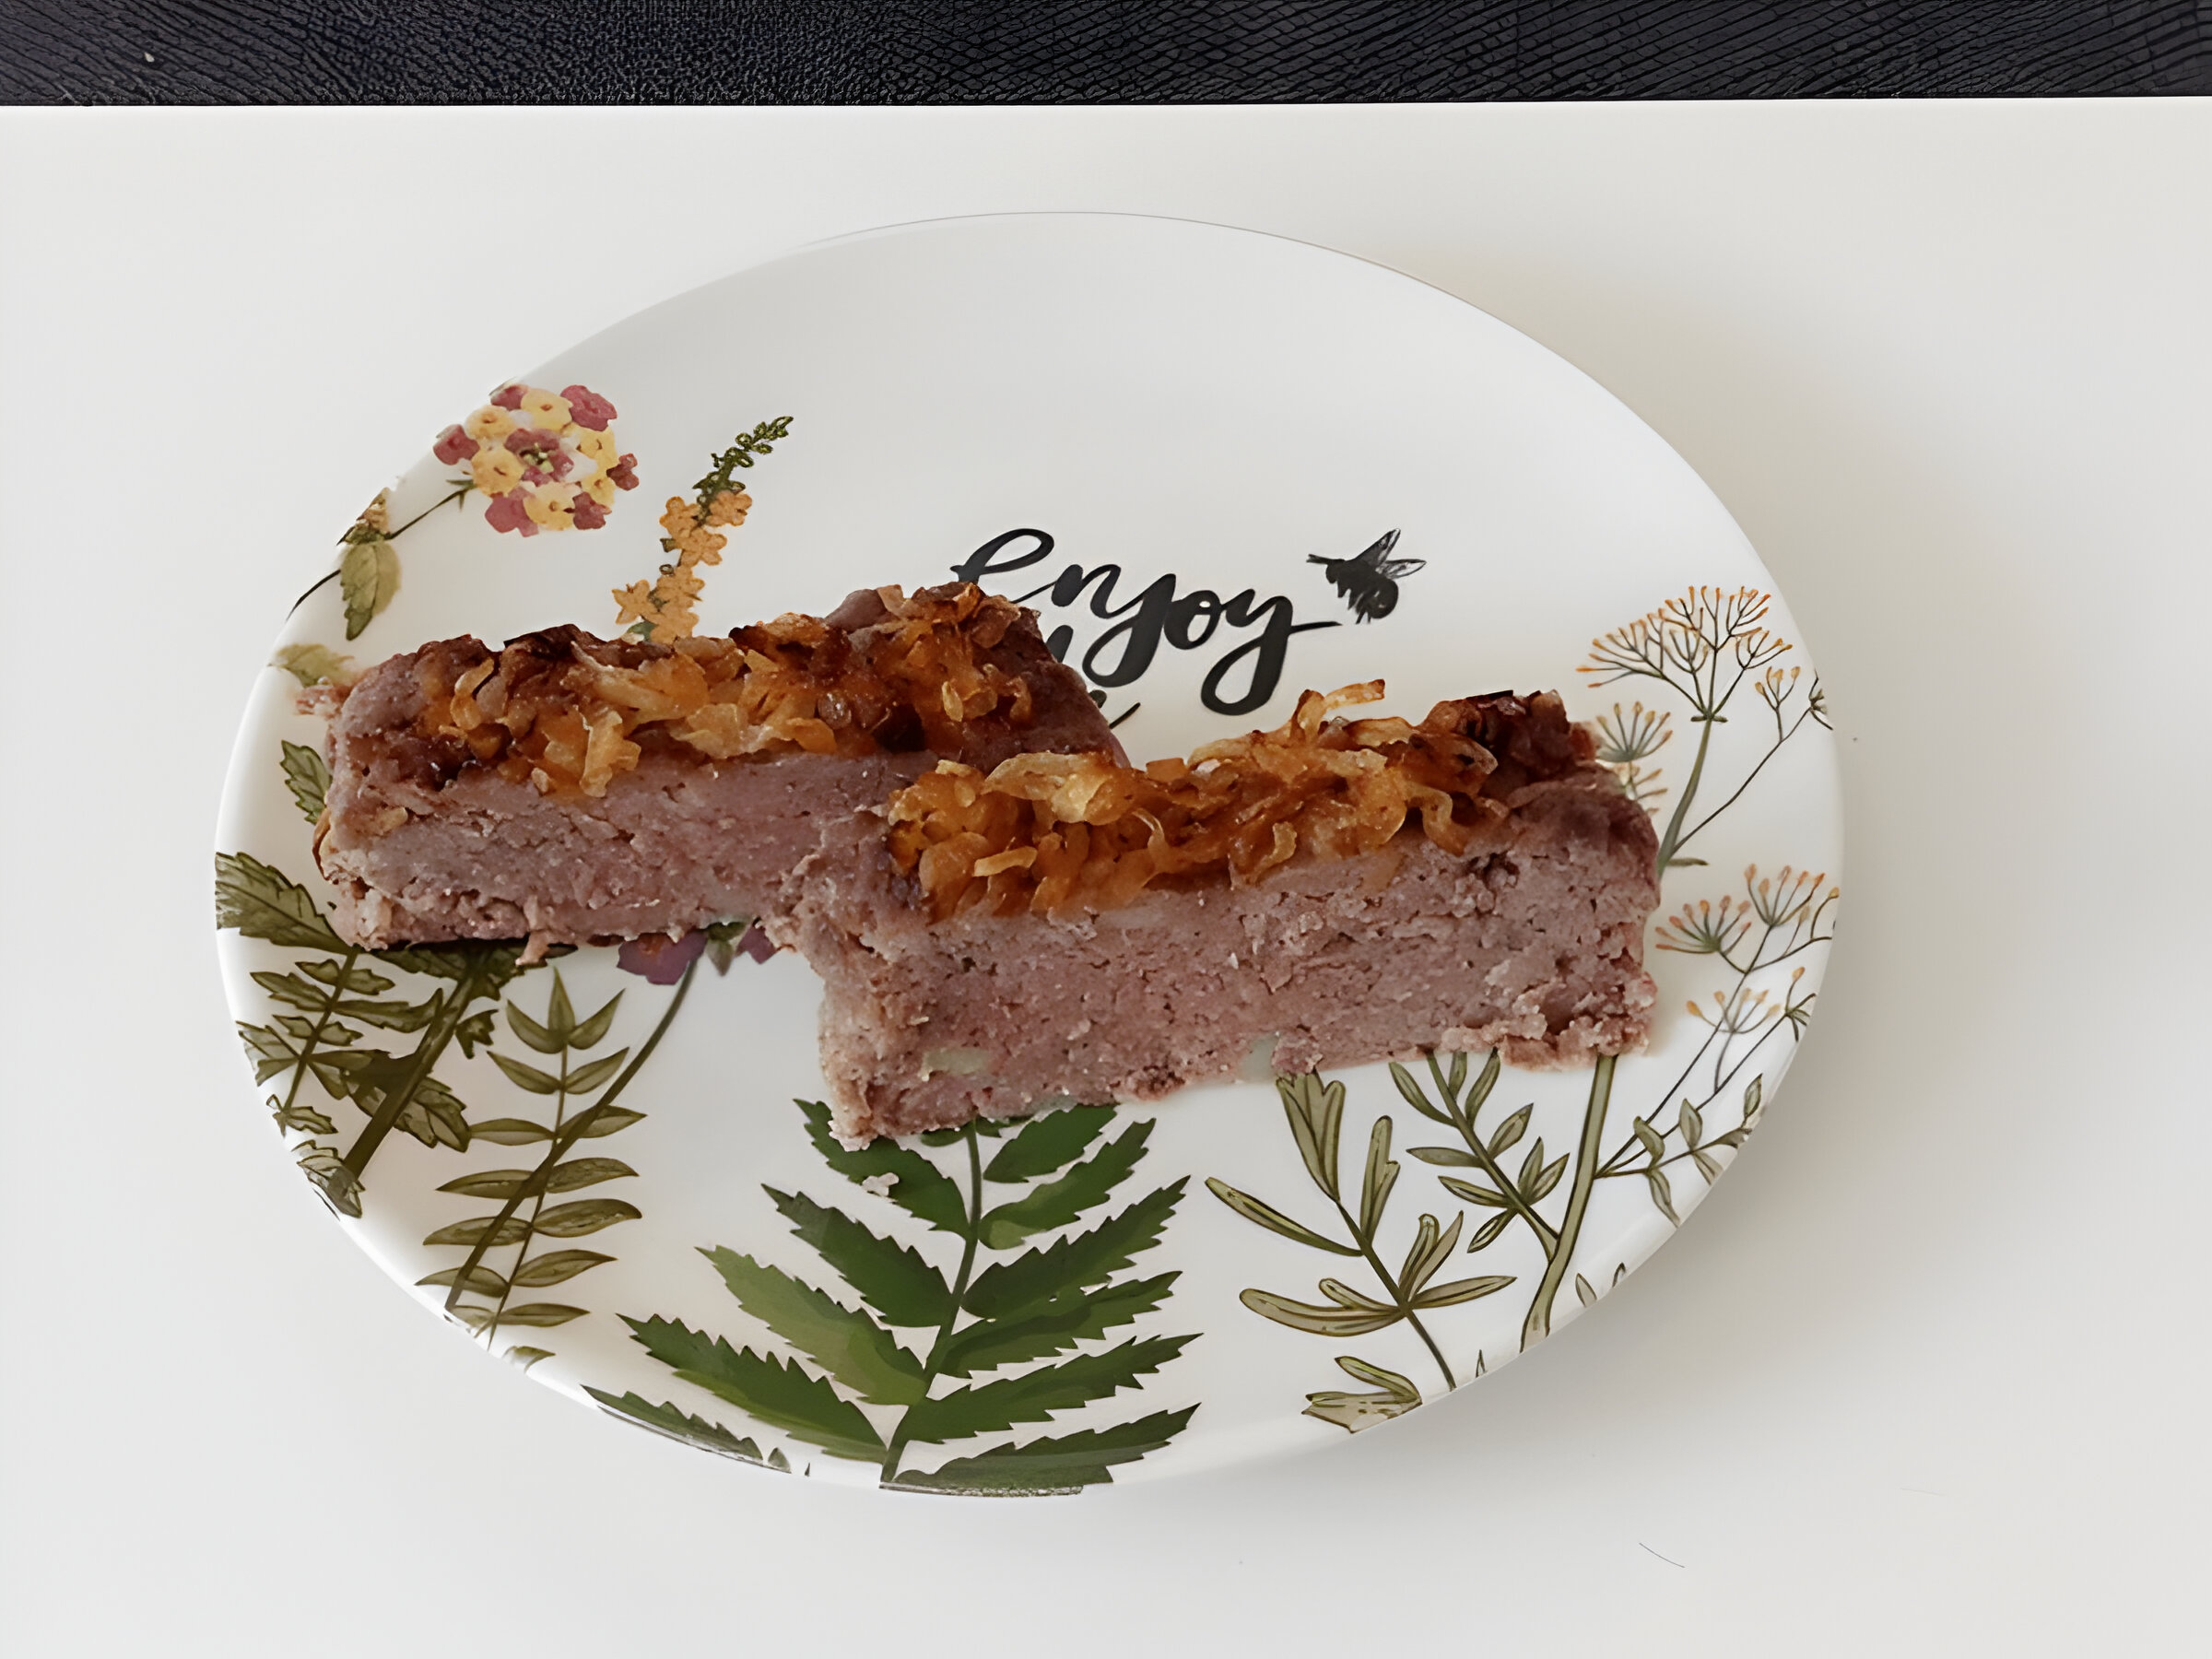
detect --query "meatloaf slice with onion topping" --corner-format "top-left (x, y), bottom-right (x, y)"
top-left (313, 583), bottom-right (1120, 947)
top-left (780, 686), bottom-right (1659, 1141)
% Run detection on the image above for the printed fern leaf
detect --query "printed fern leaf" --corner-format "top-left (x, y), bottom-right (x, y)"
top-left (530, 1197), bottom-right (641, 1237)
top-left (975, 1119), bottom-right (1152, 1248)
top-left (962, 1180), bottom-right (1186, 1321)
top-left (215, 853), bottom-right (345, 951)
top-left (935, 1273), bottom-right (1180, 1380)
top-left (622, 1315), bottom-right (883, 1461)
top-left (511, 1249), bottom-right (615, 1287)
top-left (795, 1099), bottom-right (966, 1233)
top-left (355, 1058), bottom-right (470, 1149)
top-left (375, 941), bottom-right (528, 991)
top-left (898, 1335), bottom-right (1194, 1445)
top-left (239, 1020), bottom-right (371, 1094)
top-left (981, 1105), bottom-right (1113, 1182)
top-left (767, 1188), bottom-right (955, 1328)
top-left (264, 957), bottom-right (396, 995)
top-left (894, 1407), bottom-right (1198, 1495)
top-left (584, 1389), bottom-right (789, 1471)
top-left (252, 969), bottom-right (433, 1032)
top-left (700, 1246), bottom-right (926, 1406)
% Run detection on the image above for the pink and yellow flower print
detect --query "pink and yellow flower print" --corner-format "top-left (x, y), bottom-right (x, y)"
top-left (470, 446), bottom-right (525, 496)
top-left (434, 382), bottom-right (639, 537)
top-left (463, 405), bottom-right (515, 442)
top-left (518, 387), bottom-right (572, 429)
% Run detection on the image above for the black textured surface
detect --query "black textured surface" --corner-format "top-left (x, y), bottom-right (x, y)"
top-left (6, 0), bottom-right (2207, 103)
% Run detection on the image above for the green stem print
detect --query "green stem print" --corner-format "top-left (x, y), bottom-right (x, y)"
top-left (1213, 898), bottom-right (1834, 1430)
top-left (1226, 977), bottom-right (1812, 1434)
top-left (415, 962), bottom-right (693, 1360)
top-left (227, 722), bottom-right (721, 1371)
top-left (217, 852), bottom-right (525, 1217)
top-left (689, 417), bottom-right (794, 505)
top-left (219, 743), bottom-right (534, 1214)
top-left (1241, 856), bottom-right (1839, 1416)
top-left (1526, 1058), bottom-right (1615, 1347)
top-left (1213, 584), bottom-right (1839, 1429)
top-left (1207, 1072), bottom-right (1514, 1427)
top-left (598, 1100), bottom-right (1200, 1493)
top-left (333, 945), bottom-right (522, 1184)
top-left (1353, 1054), bottom-right (1620, 1354)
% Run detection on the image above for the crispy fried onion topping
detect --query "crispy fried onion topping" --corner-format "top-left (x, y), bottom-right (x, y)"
top-left (888, 683), bottom-right (1551, 920)
top-left (429, 582), bottom-right (1039, 797)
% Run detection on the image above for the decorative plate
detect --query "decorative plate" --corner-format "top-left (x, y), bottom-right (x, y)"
top-left (217, 214), bottom-right (1841, 1493)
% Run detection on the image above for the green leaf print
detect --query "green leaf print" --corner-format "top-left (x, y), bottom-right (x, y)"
top-left (894, 1408), bottom-right (1198, 1495)
top-left (765, 1189), bottom-right (956, 1328)
top-left (583, 1390), bottom-right (791, 1471)
top-left (961, 1181), bottom-right (1186, 1321)
top-left (1209, 1073), bottom-right (1474, 1389)
top-left (415, 965), bottom-right (689, 1359)
top-left (897, 1335), bottom-right (1193, 1443)
top-left (495, 1302), bottom-right (588, 1328)
top-left (935, 1274), bottom-right (1179, 1380)
top-left (794, 1100), bottom-right (967, 1234)
top-left (1301, 1357), bottom-right (1422, 1434)
top-left (623, 1316), bottom-right (886, 1462)
top-left (279, 741), bottom-right (331, 822)
top-left (1203, 1178), bottom-right (1362, 1256)
top-left (981, 1104), bottom-right (1112, 1182)
top-left (339, 534), bottom-right (400, 640)
top-left (215, 853), bottom-right (345, 952)
top-left (700, 1247), bottom-right (928, 1406)
top-left (218, 851), bottom-right (553, 1217)
top-left (271, 642), bottom-right (354, 688)
top-left (511, 1249), bottom-right (615, 1287)
top-left (974, 1119), bottom-right (1150, 1248)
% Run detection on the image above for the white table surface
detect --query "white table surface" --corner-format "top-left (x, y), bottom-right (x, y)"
top-left (3, 102), bottom-right (2206, 1657)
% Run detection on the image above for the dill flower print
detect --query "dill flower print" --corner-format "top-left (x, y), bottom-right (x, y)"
top-left (432, 382), bottom-right (639, 537)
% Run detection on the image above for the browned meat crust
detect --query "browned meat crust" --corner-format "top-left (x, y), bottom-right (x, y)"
top-left (313, 584), bottom-right (1119, 947)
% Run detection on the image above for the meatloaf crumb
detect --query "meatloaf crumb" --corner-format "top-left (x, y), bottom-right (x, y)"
top-left (780, 689), bottom-right (1662, 1142)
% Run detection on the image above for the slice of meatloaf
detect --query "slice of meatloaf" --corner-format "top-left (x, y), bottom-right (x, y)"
top-left (313, 583), bottom-right (1119, 947)
top-left (779, 688), bottom-right (1660, 1141)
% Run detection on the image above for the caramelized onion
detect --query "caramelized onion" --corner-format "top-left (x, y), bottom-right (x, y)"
top-left (418, 583), bottom-right (1037, 797)
top-left (887, 684), bottom-right (1590, 920)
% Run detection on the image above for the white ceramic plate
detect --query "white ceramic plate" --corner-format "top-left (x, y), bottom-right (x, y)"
top-left (217, 214), bottom-right (1841, 1493)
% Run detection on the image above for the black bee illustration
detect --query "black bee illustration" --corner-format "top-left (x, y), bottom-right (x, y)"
top-left (1309, 529), bottom-right (1424, 623)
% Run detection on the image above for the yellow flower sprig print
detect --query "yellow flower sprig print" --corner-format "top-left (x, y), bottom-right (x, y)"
top-left (613, 416), bottom-right (794, 642)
